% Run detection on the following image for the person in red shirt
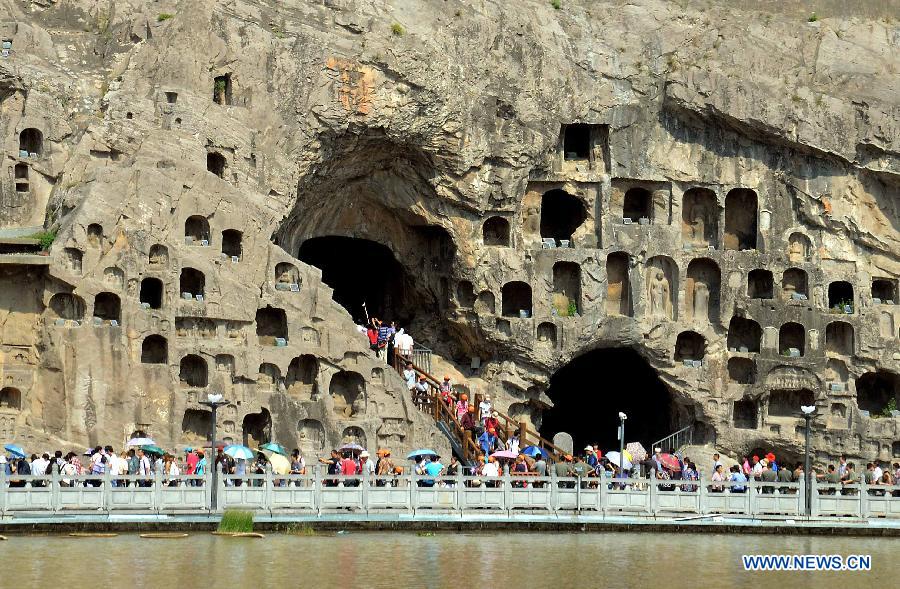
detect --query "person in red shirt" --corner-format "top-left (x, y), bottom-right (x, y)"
top-left (184, 448), bottom-right (199, 486)
top-left (340, 453), bottom-right (359, 487)
top-left (484, 412), bottom-right (500, 435)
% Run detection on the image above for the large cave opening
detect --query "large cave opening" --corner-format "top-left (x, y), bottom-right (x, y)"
top-left (299, 236), bottom-right (410, 325)
top-left (276, 133), bottom-right (461, 356)
top-left (540, 348), bottom-right (676, 451)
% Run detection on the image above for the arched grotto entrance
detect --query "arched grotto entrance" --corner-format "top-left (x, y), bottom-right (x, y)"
top-left (540, 348), bottom-right (678, 451)
top-left (299, 236), bottom-right (413, 325)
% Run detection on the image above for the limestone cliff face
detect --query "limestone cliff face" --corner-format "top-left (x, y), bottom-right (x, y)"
top-left (0, 0), bottom-right (898, 463)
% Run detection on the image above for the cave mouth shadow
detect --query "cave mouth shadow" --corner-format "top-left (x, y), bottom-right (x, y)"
top-left (539, 347), bottom-right (676, 452)
top-left (299, 235), bottom-right (412, 325)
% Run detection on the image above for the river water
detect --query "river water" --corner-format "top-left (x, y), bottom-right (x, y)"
top-left (0, 531), bottom-right (894, 587)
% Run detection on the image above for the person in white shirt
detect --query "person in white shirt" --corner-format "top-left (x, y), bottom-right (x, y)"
top-left (359, 451), bottom-right (376, 477)
top-left (31, 453), bottom-right (50, 483)
top-left (478, 396), bottom-right (492, 424)
top-left (138, 449), bottom-right (152, 487)
top-left (403, 362), bottom-right (417, 394)
top-left (873, 463), bottom-right (883, 482)
top-left (395, 330), bottom-right (414, 358)
top-left (482, 457), bottom-right (500, 478)
top-left (506, 434), bottom-right (520, 455)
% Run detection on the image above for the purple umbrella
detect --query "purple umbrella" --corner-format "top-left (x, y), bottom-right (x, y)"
top-left (490, 450), bottom-right (518, 460)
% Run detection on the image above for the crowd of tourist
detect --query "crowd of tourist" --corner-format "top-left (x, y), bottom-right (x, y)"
top-left (4, 440), bottom-right (900, 496)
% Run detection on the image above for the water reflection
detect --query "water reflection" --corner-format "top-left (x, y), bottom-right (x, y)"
top-left (0, 531), bottom-right (894, 587)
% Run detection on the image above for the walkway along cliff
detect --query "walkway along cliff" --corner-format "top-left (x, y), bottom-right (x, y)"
top-left (0, 0), bottom-right (898, 466)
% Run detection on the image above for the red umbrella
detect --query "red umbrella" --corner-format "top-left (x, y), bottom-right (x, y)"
top-left (658, 453), bottom-right (681, 472)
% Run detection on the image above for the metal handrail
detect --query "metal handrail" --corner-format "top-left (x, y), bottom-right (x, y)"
top-left (651, 423), bottom-right (694, 454)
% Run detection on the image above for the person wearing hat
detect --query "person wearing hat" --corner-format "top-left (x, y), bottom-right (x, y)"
top-left (439, 375), bottom-right (453, 405)
top-left (460, 404), bottom-right (477, 432)
top-left (585, 446), bottom-right (598, 468)
top-left (358, 451), bottom-right (375, 477)
top-left (375, 449), bottom-right (394, 486)
top-left (759, 458), bottom-right (777, 493)
top-left (414, 375), bottom-right (429, 409)
top-left (456, 393), bottom-right (469, 420)
top-left (484, 411), bottom-right (500, 435)
top-left (478, 426), bottom-right (499, 456)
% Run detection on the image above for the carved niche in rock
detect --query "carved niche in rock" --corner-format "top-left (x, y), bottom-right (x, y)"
top-left (686, 258), bottom-right (720, 324)
top-left (681, 187), bottom-right (719, 248)
top-left (646, 256), bottom-right (678, 320)
top-left (330, 370), bottom-right (366, 418)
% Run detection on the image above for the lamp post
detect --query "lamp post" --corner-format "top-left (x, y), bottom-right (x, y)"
top-left (618, 412), bottom-right (627, 475)
top-left (199, 392), bottom-right (228, 510)
top-left (801, 404), bottom-right (816, 517)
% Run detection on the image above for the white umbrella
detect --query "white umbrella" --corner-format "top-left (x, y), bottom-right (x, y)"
top-left (606, 451), bottom-right (632, 471)
top-left (126, 437), bottom-right (155, 447)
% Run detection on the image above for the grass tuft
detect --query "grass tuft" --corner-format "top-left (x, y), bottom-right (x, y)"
top-left (390, 23), bottom-right (404, 36)
top-left (157, 13), bottom-right (174, 22)
top-left (217, 509), bottom-right (254, 533)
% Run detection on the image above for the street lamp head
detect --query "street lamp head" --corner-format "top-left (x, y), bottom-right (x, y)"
top-left (801, 405), bottom-right (816, 415)
top-left (207, 393), bottom-right (223, 404)
top-left (618, 412), bottom-right (627, 420)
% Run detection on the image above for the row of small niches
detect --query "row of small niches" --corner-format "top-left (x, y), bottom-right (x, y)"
top-left (53, 318), bottom-right (119, 327)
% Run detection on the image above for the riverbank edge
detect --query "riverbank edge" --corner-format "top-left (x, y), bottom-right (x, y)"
top-left (3, 515), bottom-right (900, 537)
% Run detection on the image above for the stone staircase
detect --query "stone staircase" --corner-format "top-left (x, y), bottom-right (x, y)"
top-left (392, 354), bottom-right (568, 466)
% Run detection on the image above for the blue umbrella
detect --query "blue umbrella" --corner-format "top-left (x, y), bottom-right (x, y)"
top-left (259, 442), bottom-right (288, 456)
top-left (223, 445), bottom-right (255, 460)
top-left (522, 446), bottom-right (549, 459)
top-left (4, 444), bottom-right (25, 459)
top-left (407, 449), bottom-right (439, 460)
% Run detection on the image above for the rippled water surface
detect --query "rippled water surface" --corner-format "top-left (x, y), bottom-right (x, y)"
top-left (1, 530), bottom-right (895, 588)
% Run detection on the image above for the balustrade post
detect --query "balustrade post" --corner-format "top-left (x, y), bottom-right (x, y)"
top-left (103, 466), bottom-right (112, 512)
top-left (51, 468), bottom-right (60, 513)
top-left (698, 475), bottom-right (708, 514)
top-left (362, 466), bottom-right (369, 514)
top-left (0, 467), bottom-right (6, 515)
top-left (550, 467), bottom-right (558, 510)
top-left (153, 466), bottom-right (162, 512)
top-left (262, 466), bottom-right (272, 511)
top-left (859, 478), bottom-right (868, 518)
top-left (314, 464), bottom-right (322, 516)
top-left (503, 464), bottom-right (511, 514)
top-left (747, 476), bottom-right (758, 517)
top-left (575, 475), bottom-right (581, 512)
top-left (456, 467), bottom-right (463, 512)
top-left (649, 475), bottom-right (657, 515)
top-left (810, 477), bottom-right (819, 517)
top-left (410, 467), bottom-right (418, 515)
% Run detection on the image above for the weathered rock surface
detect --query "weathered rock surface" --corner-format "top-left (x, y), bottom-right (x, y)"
top-left (0, 0), bottom-right (898, 465)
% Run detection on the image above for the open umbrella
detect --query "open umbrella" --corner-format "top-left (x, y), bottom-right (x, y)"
top-left (407, 449), bottom-right (439, 460)
top-left (658, 453), bottom-right (682, 472)
top-left (267, 452), bottom-right (290, 475)
top-left (521, 446), bottom-right (549, 459)
top-left (141, 445), bottom-right (165, 456)
top-left (625, 442), bottom-right (647, 462)
top-left (605, 451), bottom-right (633, 470)
top-left (490, 450), bottom-right (518, 460)
top-left (223, 445), bottom-right (254, 460)
top-left (126, 437), bottom-right (155, 447)
top-left (4, 444), bottom-right (25, 459)
top-left (338, 443), bottom-right (364, 454)
top-left (260, 442), bottom-right (288, 456)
